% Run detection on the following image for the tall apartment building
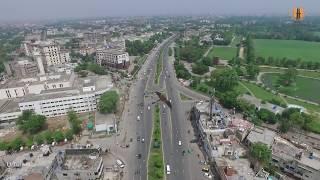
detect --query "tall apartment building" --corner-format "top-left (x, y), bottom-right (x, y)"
top-left (23, 40), bottom-right (70, 67)
top-left (96, 48), bottom-right (130, 69)
top-left (40, 43), bottom-right (62, 66)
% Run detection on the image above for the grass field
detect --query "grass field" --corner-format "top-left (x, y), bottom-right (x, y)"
top-left (235, 83), bottom-right (249, 95)
top-left (254, 39), bottom-right (320, 62)
top-left (284, 97), bottom-right (320, 113)
top-left (207, 47), bottom-right (237, 60)
top-left (259, 66), bottom-right (320, 79)
top-left (241, 81), bottom-right (286, 104)
top-left (261, 73), bottom-right (320, 104)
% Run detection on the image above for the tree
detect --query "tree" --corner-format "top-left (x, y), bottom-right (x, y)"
top-left (17, 110), bottom-right (46, 134)
top-left (174, 62), bottom-right (191, 79)
top-left (202, 57), bottom-right (213, 67)
top-left (53, 130), bottom-right (65, 142)
top-left (192, 62), bottom-right (209, 75)
top-left (278, 67), bottom-right (298, 86)
top-left (245, 35), bottom-right (255, 63)
top-left (212, 69), bottom-right (239, 92)
top-left (99, 91), bottom-right (119, 114)
top-left (68, 111), bottom-right (82, 135)
top-left (42, 131), bottom-right (54, 144)
top-left (257, 108), bottom-right (277, 124)
top-left (250, 142), bottom-right (272, 165)
top-left (217, 90), bottom-right (239, 109)
top-left (64, 130), bottom-right (74, 141)
top-left (246, 63), bottom-right (259, 80)
top-left (9, 137), bottom-right (24, 151)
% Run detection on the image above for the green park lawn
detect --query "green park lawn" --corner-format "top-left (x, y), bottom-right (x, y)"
top-left (284, 97), bottom-right (320, 113)
top-left (241, 81), bottom-right (285, 104)
top-left (207, 47), bottom-right (237, 60)
top-left (261, 73), bottom-right (320, 104)
top-left (254, 39), bottom-right (320, 62)
top-left (259, 66), bottom-right (320, 79)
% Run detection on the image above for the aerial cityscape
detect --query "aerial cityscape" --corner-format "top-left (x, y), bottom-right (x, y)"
top-left (0, 0), bottom-right (320, 180)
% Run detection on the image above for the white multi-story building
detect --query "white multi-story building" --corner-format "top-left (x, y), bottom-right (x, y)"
top-left (0, 72), bottom-right (113, 123)
top-left (60, 51), bottom-right (71, 63)
top-left (96, 48), bottom-right (130, 69)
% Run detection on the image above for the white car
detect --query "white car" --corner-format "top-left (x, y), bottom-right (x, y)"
top-left (148, 106), bottom-right (151, 110)
top-left (204, 173), bottom-right (212, 179)
top-left (137, 116), bottom-right (140, 121)
top-left (178, 141), bottom-right (182, 146)
top-left (166, 165), bottom-right (171, 175)
top-left (116, 159), bottom-right (125, 168)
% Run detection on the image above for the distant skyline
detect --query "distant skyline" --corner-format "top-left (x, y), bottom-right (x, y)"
top-left (0, 0), bottom-right (319, 22)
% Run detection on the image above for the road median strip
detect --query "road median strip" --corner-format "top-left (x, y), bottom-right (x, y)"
top-left (147, 105), bottom-right (164, 180)
top-left (155, 50), bottom-right (163, 84)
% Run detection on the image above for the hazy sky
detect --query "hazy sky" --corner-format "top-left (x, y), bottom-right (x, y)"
top-left (0, 0), bottom-right (318, 22)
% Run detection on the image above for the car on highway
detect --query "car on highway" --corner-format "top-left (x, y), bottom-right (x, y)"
top-left (204, 172), bottom-right (212, 179)
top-left (141, 138), bottom-right (145, 143)
top-left (137, 116), bottom-right (140, 121)
top-left (148, 105), bottom-right (151, 110)
top-left (136, 154), bottom-right (142, 159)
top-left (202, 166), bottom-right (209, 172)
top-left (137, 136), bottom-right (140, 141)
top-left (178, 140), bottom-right (182, 146)
top-left (116, 159), bottom-right (125, 168)
top-left (166, 164), bottom-right (171, 175)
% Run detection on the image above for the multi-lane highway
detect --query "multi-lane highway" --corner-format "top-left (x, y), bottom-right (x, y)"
top-left (122, 35), bottom-right (208, 180)
top-left (159, 40), bottom-right (208, 180)
top-left (122, 36), bottom-right (175, 180)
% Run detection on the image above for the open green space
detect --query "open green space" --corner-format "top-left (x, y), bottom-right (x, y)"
top-left (241, 81), bottom-right (286, 105)
top-left (261, 73), bottom-right (320, 104)
top-left (235, 83), bottom-right (249, 95)
top-left (284, 97), bottom-right (320, 113)
top-left (148, 105), bottom-right (164, 180)
top-left (207, 47), bottom-right (237, 60)
top-left (259, 66), bottom-right (320, 79)
top-left (254, 39), bottom-right (320, 62)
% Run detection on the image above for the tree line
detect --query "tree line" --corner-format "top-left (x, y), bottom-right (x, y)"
top-left (125, 32), bottom-right (170, 56)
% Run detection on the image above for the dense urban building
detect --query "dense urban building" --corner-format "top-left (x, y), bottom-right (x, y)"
top-left (96, 48), bottom-right (130, 69)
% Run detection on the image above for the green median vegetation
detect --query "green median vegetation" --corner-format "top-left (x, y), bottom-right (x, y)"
top-left (148, 105), bottom-right (164, 180)
top-left (155, 50), bottom-right (163, 84)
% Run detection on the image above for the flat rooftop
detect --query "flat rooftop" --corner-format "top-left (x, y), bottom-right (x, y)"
top-left (246, 127), bottom-right (277, 147)
top-left (0, 99), bottom-right (20, 113)
top-left (63, 154), bottom-right (98, 170)
top-left (2, 150), bottom-right (56, 180)
top-left (272, 136), bottom-right (320, 170)
top-left (59, 149), bottom-right (102, 171)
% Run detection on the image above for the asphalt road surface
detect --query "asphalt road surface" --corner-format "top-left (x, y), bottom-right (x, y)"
top-left (160, 41), bottom-right (207, 180)
top-left (123, 35), bottom-right (208, 180)
top-left (123, 36), bottom-right (175, 180)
